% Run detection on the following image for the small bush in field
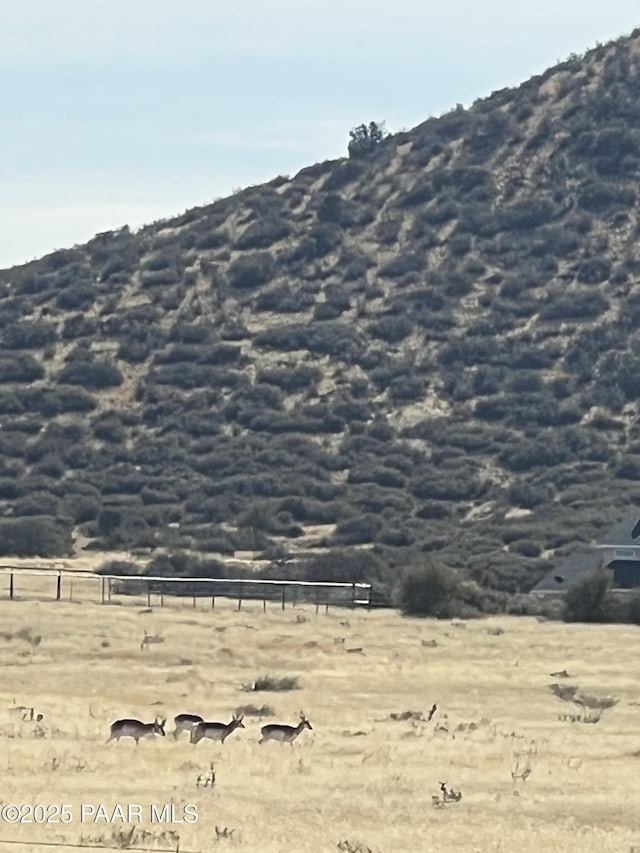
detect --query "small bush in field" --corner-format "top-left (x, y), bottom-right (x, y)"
top-left (395, 560), bottom-right (459, 617)
top-left (244, 675), bottom-right (300, 692)
top-left (563, 570), bottom-right (611, 623)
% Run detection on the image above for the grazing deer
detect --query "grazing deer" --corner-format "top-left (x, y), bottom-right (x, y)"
top-left (173, 713), bottom-right (204, 740)
top-left (191, 713), bottom-right (245, 745)
top-left (107, 717), bottom-right (166, 746)
top-left (259, 712), bottom-right (312, 747)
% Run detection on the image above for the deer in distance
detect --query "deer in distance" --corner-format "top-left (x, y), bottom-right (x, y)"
top-left (173, 713), bottom-right (204, 740)
top-left (259, 712), bottom-right (313, 747)
top-left (191, 713), bottom-right (245, 745)
top-left (107, 717), bottom-right (166, 746)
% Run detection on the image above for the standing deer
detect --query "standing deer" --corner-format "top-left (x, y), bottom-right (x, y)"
top-left (259, 712), bottom-right (312, 747)
top-left (191, 713), bottom-right (245, 745)
top-left (173, 713), bottom-right (204, 741)
top-left (107, 717), bottom-right (166, 746)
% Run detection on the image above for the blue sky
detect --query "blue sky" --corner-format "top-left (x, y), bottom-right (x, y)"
top-left (1, 1), bottom-right (638, 269)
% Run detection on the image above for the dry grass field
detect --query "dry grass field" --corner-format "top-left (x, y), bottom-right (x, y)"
top-left (1, 585), bottom-right (640, 853)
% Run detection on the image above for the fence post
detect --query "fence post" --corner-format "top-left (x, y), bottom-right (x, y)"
top-left (100, 576), bottom-right (105, 605)
top-left (69, 581), bottom-right (73, 602)
top-left (351, 583), bottom-right (356, 608)
top-left (107, 577), bottom-right (112, 603)
top-left (237, 583), bottom-right (242, 611)
top-left (56, 572), bottom-right (61, 601)
top-left (211, 596), bottom-right (215, 610)
top-left (10, 572), bottom-right (14, 600)
top-left (281, 586), bottom-right (286, 610)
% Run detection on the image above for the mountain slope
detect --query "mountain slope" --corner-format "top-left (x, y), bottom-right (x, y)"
top-left (2, 29), bottom-right (640, 595)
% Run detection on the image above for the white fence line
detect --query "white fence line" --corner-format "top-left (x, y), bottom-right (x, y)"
top-left (0, 565), bottom-right (372, 610)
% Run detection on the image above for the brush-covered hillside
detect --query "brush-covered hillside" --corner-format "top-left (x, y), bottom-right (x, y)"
top-left (2, 30), bottom-right (640, 597)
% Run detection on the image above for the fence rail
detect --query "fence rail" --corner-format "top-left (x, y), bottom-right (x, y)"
top-left (0, 565), bottom-right (372, 611)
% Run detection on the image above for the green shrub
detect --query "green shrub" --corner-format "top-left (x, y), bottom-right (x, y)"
top-left (376, 216), bottom-right (402, 244)
top-left (332, 514), bottom-right (381, 545)
top-left (539, 291), bottom-right (608, 320)
top-left (0, 516), bottom-right (72, 557)
top-left (379, 252), bottom-right (424, 279)
top-left (58, 360), bottom-right (123, 390)
top-left (0, 355), bottom-right (44, 383)
top-left (258, 365), bottom-right (321, 392)
top-left (291, 224), bottom-right (342, 261)
top-left (576, 257), bottom-right (611, 284)
top-left (227, 252), bottom-right (274, 289)
top-left (248, 675), bottom-right (300, 692)
top-left (2, 321), bottom-right (56, 349)
top-left (234, 217), bottom-right (290, 249)
top-left (577, 180), bottom-right (635, 212)
top-left (348, 121), bottom-right (387, 158)
top-left (563, 570), bottom-right (611, 622)
top-left (322, 159), bottom-right (364, 190)
top-left (394, 560), bottom-right (459, 617)
top-left (369, 314), bottom-right (413, 344)
top-left (63, 314), bottom-right (98, 340)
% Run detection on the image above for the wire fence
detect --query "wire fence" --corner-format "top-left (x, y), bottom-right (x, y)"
top-left (0, 565), bottom-right (372, 612)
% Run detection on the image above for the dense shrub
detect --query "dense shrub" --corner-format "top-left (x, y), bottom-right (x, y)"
top-left (576, 257), bottom-right (611, 284)
top-left (254, 284), bottom-right (315, 313)
top-left (379, 252), bottom-right (424, 279)
top-left (321, 160), bottom-right (364, 191)
top-left (539, 290), bottom-right (608, 320)
top-left (563, 570), bottom-right (611, 622)
top-left (26, 387), bottom-right (97, 416)
top-left (56, 286), bottom-right (94, 311)
top-left (369, 315), bottom-right (413, 343)
top-left (348, 121), bottom-right (387, 158)
top-left (332, 514), bottom-right (381, 545)
top-left (93, 414), bottom-right (126, 444)
top-left (234, 217), bottom-right (290, 249)
top-left (58, 360), bottom-right (123, 389)
top-left (258, 365), bottom-right (321, 392)
top-left (227, 252), bottom-right (274, 289)
top-left (0, 354), bottom-right (44, 383)
top-left (498, 198), bottom-right (554, 230)
top-left (394, 559), bottom-right (459, 616)
top-left (577, 180), bottom-right (635, 212)
top-left (2, 321), bottom-right (56, 350)
top-left (291, 224), bottom-right (342, 261)
top-left (0, 516), bottom-right (72, 557)
top-left (376, 216), bottom-right (402, 244)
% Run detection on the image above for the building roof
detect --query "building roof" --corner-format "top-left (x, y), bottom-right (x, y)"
top-left (531, 509), bottom-right (640, 594)
top-left (597, 509), bottom-right (640, 547)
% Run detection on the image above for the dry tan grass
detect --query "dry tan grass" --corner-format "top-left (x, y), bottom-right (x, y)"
top-left (1, 595), bottom-right (640, 852)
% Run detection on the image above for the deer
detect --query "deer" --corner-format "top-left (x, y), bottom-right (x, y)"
top-left (259, 711), bottom-right (312, 747)
top-left (106, 717), bottom-right (166, 746)
top-left (191, 713), bottom-right (245, 745)
top-left (173, 713), bottom-right (204, 741)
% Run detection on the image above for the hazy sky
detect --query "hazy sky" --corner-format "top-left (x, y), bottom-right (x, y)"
top-left (1, 1), bottom-right (638, 269)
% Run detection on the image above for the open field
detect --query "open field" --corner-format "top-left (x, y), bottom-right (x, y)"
top-left (1, 596), bottom-right (640, 852)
